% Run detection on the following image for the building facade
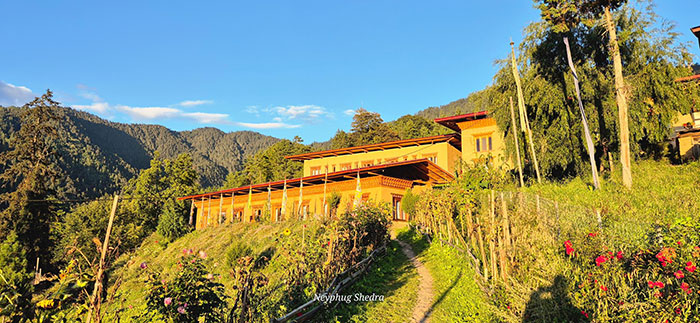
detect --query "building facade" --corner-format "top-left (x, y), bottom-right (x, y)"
top-left (179, 111), bottom-right (508, 229)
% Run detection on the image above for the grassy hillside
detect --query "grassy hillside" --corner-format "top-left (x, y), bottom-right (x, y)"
top-left (105, 222), bottom-right (288, 320)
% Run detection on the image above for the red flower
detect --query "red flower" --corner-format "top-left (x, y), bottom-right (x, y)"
top-left (600, 285), bottom-right (608, 292)
top-left (675, 307), bottom-right (681, 314)
top-left (654, 291), bottom-right (663, 298)
top-left (677, 241), bottom-right (683, 246)
top-left (681, 282), bottom-right (690, 293)
top-left (686, 261), bottom-right (696, 273)
top-left (564, 241), bottom-right (574, 256)
top-left (588, 232), bottom-right (598, 237)
top-left (675, 270), bottom-right (685, 279)
top-left (595, 255), bottom-right (608, 266)
top-left (616, 251), bottom-right (623, 260)
top-left (648, 281), bottom-right (655, 288)
top-left (581, 310), bottom-right (589, 318)
top-left (655, 281), bottom-right (665, 288)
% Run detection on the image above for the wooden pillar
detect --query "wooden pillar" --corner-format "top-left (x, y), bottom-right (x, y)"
top-left (476, 212), bottom-right (487, 281)
top-left (189, 199), bottom-right (195, 226)
top-left (509, 96), bottom-right (525, 188)
top-left (489, 190), bottom-right (497, 283)
top-left (207, 196), bottom-right (212, 227)
top-left (218, 193), bottom-right (224, 225)
top-left (230, 193), bottom-right (235, 223)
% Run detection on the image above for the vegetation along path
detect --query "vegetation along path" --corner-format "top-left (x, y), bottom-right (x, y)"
top-left (398, 239), bottom-right (434, 323)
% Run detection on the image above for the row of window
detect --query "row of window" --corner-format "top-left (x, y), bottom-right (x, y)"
top-left (309, 154), bottom-right (439, 175)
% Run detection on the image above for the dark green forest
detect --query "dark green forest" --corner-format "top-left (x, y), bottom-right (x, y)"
top-left (0, 104), bottom-right (278, 196)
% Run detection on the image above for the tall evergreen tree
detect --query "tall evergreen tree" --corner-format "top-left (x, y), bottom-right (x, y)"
top-left (0, 90), bottom-right (63, 264)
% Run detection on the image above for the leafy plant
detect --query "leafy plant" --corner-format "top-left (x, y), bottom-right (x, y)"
top-left (142, 253), bottom-right (227, 322)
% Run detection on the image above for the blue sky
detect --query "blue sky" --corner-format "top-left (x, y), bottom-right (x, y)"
top-left (1, 1), bottom-right (698, 143)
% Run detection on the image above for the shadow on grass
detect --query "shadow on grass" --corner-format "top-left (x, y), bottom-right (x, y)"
top-left (319, 240), bottom-right (416, 321)
top-left (523, 275), bottom-right (583, 322)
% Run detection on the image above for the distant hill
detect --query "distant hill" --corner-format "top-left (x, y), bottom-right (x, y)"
top-left (0, 106), bottom-right (279, 197)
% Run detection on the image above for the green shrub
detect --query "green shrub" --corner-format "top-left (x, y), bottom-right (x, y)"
top-left (400, 189), bottom-right (419, 219)
top-left (157, 199), bottom-right (191, 242)
top-left (0, 231), bottom-right (34, 321)
top-left (142, 254), bottom-right (227, 322)
top-left (225, 240), bottom-right (253, 268)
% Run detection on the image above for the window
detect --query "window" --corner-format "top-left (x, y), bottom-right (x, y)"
top-left (385, 157), bottom-right (398, 164)
top-left (340, 163), bottom-right (352, 171)
top-left (423, 154), bottom-right (437, 164)
top-left (361, 160), bottom-right (373, 167)
top-left (392, 195), bottom-right (405, 221)
top-left (475, 136), bottom-right (493, 152)
top-left (219, 211), bottom-right (226, 224)
top-left (310, 166), bottom-right (321, 175)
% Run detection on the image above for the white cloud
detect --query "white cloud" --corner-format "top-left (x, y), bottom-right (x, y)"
top-left (116, 105), bottom-right (182, 120)
top-left (234, 121), bottom-right (301, 129)
top-left (0, 81), bottom-right (35, 106)
top-left (343, 109), bottom-right (357, 116)
top-left (273, 105), bottom-right (330, 122)
top-left (178, 100), bottom-right (213, 107)
top-left (74, 102), bottom-right (111, 114)
top-left (182, 112), bottom-right (230, 124)
top-left (245, 105), bottom-right (260, 116)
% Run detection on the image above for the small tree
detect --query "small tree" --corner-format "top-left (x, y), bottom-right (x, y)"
top-left (401, 189), bottom-right (420, 221)
top-left (326, 191), bottom-right (341, 218)
top-left (156, 199), bottom-right (191, 242)
top-left (0, 231), bottom-right (34, 321)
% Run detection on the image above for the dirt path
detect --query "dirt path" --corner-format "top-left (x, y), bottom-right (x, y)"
top-left (397, 240), bottom-right (434, 323)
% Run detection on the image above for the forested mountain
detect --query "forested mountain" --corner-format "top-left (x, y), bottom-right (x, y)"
top-left (0, 105), bottom-right (278, 197)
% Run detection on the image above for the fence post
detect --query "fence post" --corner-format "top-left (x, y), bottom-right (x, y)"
top-left (500, 192), bottom-right (513, 263)
top-left (476, 211), bottom-right (488, 281)
top-left (489, 190), bottom-right (497, 283)
top-left (86, 194), bottom-right (119, 323)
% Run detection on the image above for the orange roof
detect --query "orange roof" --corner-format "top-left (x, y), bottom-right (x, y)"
top-left (285, 134), bottom-right (460, 161)
top-left (178, 159), bottom-right (454, 201)
top-left (675, 74), bottom-right (700, 83)
top-left (434, 111), bottom-right (489, 132)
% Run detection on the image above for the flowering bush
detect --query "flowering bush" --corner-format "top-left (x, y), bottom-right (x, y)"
top-left (564, 224), bottom-right (700, 321)
top-left (141, 253), bottom-right (227, 322)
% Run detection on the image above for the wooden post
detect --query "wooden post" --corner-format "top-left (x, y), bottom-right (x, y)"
top-left (603, 6), bottom-right (633, 189)
top-left (467, 208), bottom-right (476, 248)
top-left (501, 193), bottom-right (513, 264)
top-left (207, 196), bottom-right (212, 227)
top-left (509, 97), bottom-right (525, 187)
top-left (608, 151), bottom-right (614, 174)
top-left (188, 199), bottom-right (195, 226)
top-left (86, 194), bottom-right (119, 323)
top-left (230, 193), bottom-right (235, 223)
top-left (511, 42), bottom-right (542, 184)
top-left (489, 190), bottom-right (497, 283)
top-left (498, 230), bottom-right (507, 283)
top-left (476, 213), bottom-right (488, 281)
top-left (218, 193), bottom-right (224, 225)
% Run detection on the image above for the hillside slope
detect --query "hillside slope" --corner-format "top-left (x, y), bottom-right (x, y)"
top-left (0, 106), bottom-right (279, 196)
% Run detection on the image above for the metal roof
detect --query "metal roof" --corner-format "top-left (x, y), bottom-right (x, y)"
top-left (178, 159), bottom-right (454, 201)
top-left (434, 111), bottom-right (489, 132)
top-left (284, 133), bottom-right (461, 161)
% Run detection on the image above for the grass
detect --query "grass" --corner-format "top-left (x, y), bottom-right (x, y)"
top-left (103, 221), bottom-right (308, 321)
top-left (397, 226), bottom-right (493, 322)
top-left (524, 160), bottom-right (700, 247)
top-left (320, 240), bottom-right (419, 323)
